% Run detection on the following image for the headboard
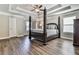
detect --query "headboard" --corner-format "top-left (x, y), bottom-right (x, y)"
top-left (46, 23), bottom-right (59, 30)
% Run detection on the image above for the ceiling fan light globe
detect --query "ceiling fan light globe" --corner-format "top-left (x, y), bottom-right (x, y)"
top-left (35, 9), bottom-right (40, 12)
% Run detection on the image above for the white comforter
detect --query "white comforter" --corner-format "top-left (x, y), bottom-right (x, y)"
top-left (47, 29), bottom-right (58, 37)
top-left (31, 29), bottom-right (58, 37)
top-left (32, 29), bottom-right (43, 33)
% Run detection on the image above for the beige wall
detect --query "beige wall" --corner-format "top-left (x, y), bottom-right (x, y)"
top-left (47, 16), bottom-right (58, 24)
top-left (0, 4), bottom-right (27, 39)
top-left (0, 4), bottom-right (9, 12)
top-left (32, 21), bottom-right (36, 29)
top-left (0, 15), bottom-right (9, 38)
top-left (0, 15), bottom-right (26, 39)
top-left (16, 17), bottom-right (26, 36)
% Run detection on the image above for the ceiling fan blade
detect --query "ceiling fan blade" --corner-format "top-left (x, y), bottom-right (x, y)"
top-left (31, 5), bottom-right (43, 12)
top-left (39, 5), bottom-right (42, 8)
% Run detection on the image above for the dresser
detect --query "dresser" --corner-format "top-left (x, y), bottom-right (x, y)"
top-left (74, 19), bottom-right (79, 46)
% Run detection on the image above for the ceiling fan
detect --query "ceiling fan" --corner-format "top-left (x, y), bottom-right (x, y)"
top-left (31, 5), bottom-right (43, 13)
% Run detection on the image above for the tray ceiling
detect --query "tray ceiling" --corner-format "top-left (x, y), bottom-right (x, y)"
top-left (9, 4), bottom-right (79, 17)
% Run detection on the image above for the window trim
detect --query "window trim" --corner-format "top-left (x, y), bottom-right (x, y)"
top-left (63, 16), bottom-right (76, 33)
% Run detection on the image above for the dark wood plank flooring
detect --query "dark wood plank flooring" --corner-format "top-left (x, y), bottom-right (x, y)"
top-left (0, 37), bottom-right (31, 55)
top-left (0, 36), bottom-right (79, 55)
top-left (31, 38), bottom-right (79, 55)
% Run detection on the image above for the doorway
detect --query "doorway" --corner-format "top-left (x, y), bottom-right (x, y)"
top-left (26, 21), bottom-right (29, 35)
top-left (9, 16), bottom-right (16, 37)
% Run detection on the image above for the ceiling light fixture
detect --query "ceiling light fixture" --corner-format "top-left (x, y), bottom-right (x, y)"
top-left (35, 8), bottom-right (40, 13)
top-left (31, 5), bottom-right (43, 13)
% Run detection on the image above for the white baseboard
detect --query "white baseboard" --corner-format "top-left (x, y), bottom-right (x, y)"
top-left (16, 34), bottom-right (27, 37)
top-left (0, 34), bottom-right (27, 40)
top-left (61, 36), bottom-right (73, 40)
top-left (0, 36), bottom-right (10, 40)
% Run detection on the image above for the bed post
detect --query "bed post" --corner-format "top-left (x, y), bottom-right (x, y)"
top-left (43, 7), bottom-right (47, 45)
top-left (58, 16), bottom-right (61, 38)
top-left (29, 16), bottom-right (31, 41)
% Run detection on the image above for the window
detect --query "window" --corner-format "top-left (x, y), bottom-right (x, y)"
top-left (63, 16), bottom-right (76, 33)
top-left (26, 21), bottom-right (29, 31)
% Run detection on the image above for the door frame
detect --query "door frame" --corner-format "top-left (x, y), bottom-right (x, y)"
top-left (9, 16), bottom-right (17, 37)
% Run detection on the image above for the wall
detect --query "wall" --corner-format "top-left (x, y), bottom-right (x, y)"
top-left (0, 4), bottom-right (10, 38)
top-left (0, 15), bottom-right (26, 39)
top-left (32, 21), bottom-right (36, 29)
top-left (9, 16), bottom-right (17, 37)
top-left (0, 4), bottom-right (27, 39)
top-left (31, 17), bottom-right (43, 29)
top-left (16, 17), bottom-right (26, 37)
top-left (0, 15), bottom-right (9, 39)
top-left (47, 15), bottom-right (58, 24)
top-left (0, 4), bottom-right (9, 12)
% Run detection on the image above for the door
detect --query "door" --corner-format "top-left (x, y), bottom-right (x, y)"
top-left (9, 16), bottom-right (16, 37)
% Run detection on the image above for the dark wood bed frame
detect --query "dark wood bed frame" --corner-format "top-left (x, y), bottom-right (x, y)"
top-left (29, 7), bottom-right (60, 45)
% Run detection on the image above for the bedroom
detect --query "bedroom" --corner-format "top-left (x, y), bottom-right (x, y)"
top-left (0, 4), bottom-right (79, 55)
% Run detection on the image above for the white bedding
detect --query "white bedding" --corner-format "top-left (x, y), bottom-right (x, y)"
top-left (32, 29), bottom-right (43, 33)
top-left (31, 29), bottom-right (58, 37)
top-left (47, 29), bottom-right (58, 37)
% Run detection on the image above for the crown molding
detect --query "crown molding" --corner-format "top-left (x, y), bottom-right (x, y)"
top-left (48, 8), bottom-right (79, 16)
top-left (0, 11), bottom-right (24, 19)
top-left (0, 11), bottom-right (12, 16)
top-left (16, 7), bottom-right (36, 15)
top-left (9, 5), bottom-right (29, 16)
top-left (47, 5), bottom-right (70, 15)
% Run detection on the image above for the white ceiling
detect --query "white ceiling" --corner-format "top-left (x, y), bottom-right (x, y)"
top-left (9, 4), bottom-right (79, 17)
top-left (10, 4), bottom-right (57, 14)
top-left (15, 4), bottom-right (56, 10)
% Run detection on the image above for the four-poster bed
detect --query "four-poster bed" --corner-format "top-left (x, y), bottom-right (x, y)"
top-left (29, 7), bottom-right (60, 45)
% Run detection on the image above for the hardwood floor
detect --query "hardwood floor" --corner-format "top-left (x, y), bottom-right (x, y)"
top-left (0, 37), bottom-right (31, 55)
top-left (0, 36), bottom-right (79, 55)
top-left (31, 38), bottom-right (79, 55)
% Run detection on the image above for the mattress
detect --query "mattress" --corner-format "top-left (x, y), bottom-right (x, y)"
top-left (47, 29), bottom-right (58, 37)
top-left (31, 29), bottom-right (43, 33)
top-left (31, 29), bottom-right (58, 37)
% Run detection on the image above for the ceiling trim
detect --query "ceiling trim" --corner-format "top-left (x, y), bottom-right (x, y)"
top-left (0, 11), bottom-right (12, 16)
top-left (12, 15), bottom-right (24, 18)
top-left (9, 5), bottom-right (29, 16)
top-left (48, 7), bottom-right (79, 16)
top-left (0, 11), bottom-right (24, 19)
top-left (47, 4), bottom-right (70, 15)
top-left (16, 7), bottom-right (36, 16)
top-left (47, 4), bottom-right (61, 12)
